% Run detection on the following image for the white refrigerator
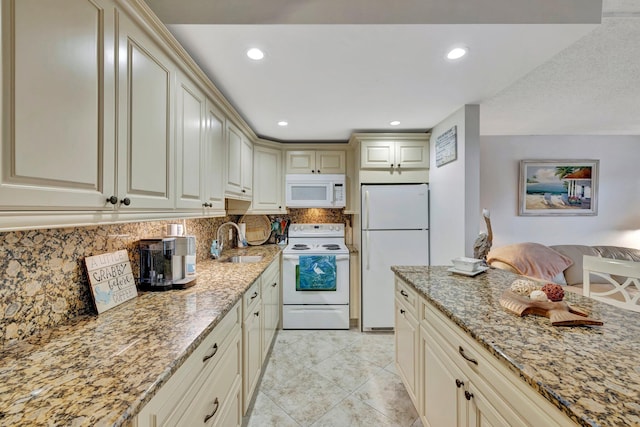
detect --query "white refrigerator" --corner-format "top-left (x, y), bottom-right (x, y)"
top-left (361, 184), bottom-right (429, 331)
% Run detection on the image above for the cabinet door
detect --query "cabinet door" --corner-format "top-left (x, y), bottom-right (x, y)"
top-left (203, 100), bottom-right (225, 213)
top-left (261, 262), bottom-right (280, 361)
top-left (285, 150), bottom-right (315, 174)
top-left (116, 10), bottom-right (174, 209)
top-left (395, 140), bottom-right (428, 169)
top-left (316, 151), bottom-right (346, 174)
top-left (395, 299), bottom-right (419, 409)
top-left (360, 141), bottom-right (394, 169)
top-left (0, 0), bottom-right (116, 210)
top-left (421, 325), bottom-right (467, 427)
top-left (225, 123), bottom-right (243, 195)
top-left (241, 137), bottom-right (253, 197)
top-left (253, 146), bottom-right (283, 212)
top-left (467, 383), bottom-right (513, 427)
top-left (243, 305), bottom-right (262, 414)
top-left (175, 74), bottom-right (205, 209)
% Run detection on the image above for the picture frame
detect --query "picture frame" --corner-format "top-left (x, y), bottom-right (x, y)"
top-left (518, 159), bottom-right (599, 216)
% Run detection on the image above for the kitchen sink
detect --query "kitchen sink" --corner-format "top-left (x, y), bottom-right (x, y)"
top-left (221, 255), bottom-right (263, 263)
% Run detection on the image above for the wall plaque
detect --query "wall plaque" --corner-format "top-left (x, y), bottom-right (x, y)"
top-left (435, 125), bottom-right (457, 167)
top-left (85, 250), bottom-right (138, 314)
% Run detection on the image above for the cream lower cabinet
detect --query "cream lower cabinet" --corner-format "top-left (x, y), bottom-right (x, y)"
top-left (395, 277), bottom-right (576, 427)
top-left (136, 300), bottom-right (242, 427)
top-left (394, 278), bottom-right (420, 410)
top-left (242, 279), bottom-right (263, 414)
top-left (261, 258), bottom-right (281, 362)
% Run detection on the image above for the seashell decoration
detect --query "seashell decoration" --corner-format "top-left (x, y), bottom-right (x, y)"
top-left (509, 279), bottom-right (543, 296)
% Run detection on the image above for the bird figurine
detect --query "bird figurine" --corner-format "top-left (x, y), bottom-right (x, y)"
top-left (473, 208), bottom-right (493, 261)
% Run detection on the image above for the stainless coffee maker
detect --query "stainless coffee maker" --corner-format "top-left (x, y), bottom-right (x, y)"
top-left (138, 238), bottom-right (177, 291)
top-left (172, 235), bottom-right (197, 289)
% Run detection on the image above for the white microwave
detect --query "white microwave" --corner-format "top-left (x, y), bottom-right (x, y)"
top-left (285, 174), bottom-right (346, 208)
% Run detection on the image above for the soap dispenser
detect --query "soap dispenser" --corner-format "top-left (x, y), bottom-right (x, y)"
top-left (210, 240), bottom-right (220, 259)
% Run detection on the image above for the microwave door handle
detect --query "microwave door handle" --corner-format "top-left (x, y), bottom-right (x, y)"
top-left (330, 184), bottom-right (334, 204)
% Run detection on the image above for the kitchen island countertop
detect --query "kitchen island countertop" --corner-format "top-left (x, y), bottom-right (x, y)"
top-left (391, 265), bottom-right (640, 427)
top-left (0, 245), bottom-right (282, 427)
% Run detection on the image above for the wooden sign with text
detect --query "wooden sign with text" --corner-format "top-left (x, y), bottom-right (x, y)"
top-left (85, 250), bottom-right (138, 314)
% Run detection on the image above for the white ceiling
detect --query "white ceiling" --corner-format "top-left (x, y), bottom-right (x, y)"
top-left (144, 0), bottom-right (640, 142)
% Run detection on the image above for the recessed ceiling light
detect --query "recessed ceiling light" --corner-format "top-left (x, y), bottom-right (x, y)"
top-left (390, 121), bottom-right (401, 126)
top-left (278, 121), bottom-right (288, 126)
top-left (247, 48), bottom-right (264, 60)
top-left (446, 47), bottom-right (468, 60)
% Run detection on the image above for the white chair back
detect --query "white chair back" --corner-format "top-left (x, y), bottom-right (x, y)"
top-left (583, 255), bottom-right (640, 312)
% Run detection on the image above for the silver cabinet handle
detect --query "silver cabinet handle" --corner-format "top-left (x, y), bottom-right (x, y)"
top-left (458, 346), bottom-right (478, 365)
top-left (202, 343), bottom-right (218, 362)
top-left (203, 398), bottom-right (219, 422)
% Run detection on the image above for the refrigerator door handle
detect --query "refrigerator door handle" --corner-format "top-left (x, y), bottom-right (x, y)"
top-left (365, 230), bottom-right (370, 269)
top-left (365, 190), bottom-right (370, 229)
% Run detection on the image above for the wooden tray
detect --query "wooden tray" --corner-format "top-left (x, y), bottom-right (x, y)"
top-left (239, 215), bottom-right (271, 245)
top-left (499, 290), bottom-right (603, 326)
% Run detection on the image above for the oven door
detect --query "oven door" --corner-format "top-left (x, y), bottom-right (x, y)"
top-left (282, 253), bottom-right (349, 304)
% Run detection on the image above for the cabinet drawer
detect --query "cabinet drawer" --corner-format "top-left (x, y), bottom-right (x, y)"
top-left (169, 326), bottom-right (242, 426)
top-left (395, 277), bottom-right (418, 317)
top-left (262, 258), bottom-right (279, 284)
top-left (243, 280), bottom-right (261, 318)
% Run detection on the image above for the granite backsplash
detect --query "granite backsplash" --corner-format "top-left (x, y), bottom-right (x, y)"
top-left (0, 209), bottom-right (351, 348)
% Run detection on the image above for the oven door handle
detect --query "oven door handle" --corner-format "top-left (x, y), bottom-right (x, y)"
top-left (283, 254), bottom-right (350, 261)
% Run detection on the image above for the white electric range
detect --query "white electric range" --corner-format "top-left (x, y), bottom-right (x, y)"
top-left (282, 223), bottom-right (350, 329)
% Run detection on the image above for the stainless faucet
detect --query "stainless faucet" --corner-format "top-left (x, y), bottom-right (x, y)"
top-left (212, 222), bottom-right (247, 258)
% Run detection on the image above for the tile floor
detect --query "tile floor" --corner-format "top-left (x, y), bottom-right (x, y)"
top-left (244, 328), bottom-right (423, 427)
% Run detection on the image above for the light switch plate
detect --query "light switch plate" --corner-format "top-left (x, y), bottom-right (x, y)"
top-left (229, 229), bottom-right (233, 240)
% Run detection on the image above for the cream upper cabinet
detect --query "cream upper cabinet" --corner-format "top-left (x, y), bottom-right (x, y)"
top-left (0, 0), bottom-right (116, 211)
top-left (225, 123), bottom-right (252, 200)
top-left (174, 73), bottom-right (225, 215)
top-left (361, 140), bottom-right (428, 170)
top-left (285, 150), bottom-right (345, 174)
top-left (116, 7), bottom-right (174, 210)
top-left (202, 100), bottom-right (226, 214)
top-left (175, 73), bottom-right (206, 210)
top-left (252, 145), bottom-right (284, 213)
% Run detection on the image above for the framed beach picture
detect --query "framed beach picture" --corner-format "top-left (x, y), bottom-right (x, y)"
top-left (518, 159), bottom-right (599, 216)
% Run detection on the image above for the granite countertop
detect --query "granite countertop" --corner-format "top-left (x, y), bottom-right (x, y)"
top-left (391, 265), bottom-right (640, 427)
top-left (0, 245), bottom-right (282, 427)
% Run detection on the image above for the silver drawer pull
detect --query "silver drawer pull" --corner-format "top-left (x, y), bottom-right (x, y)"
top-left (202, 343), bottom-right (218, 362)
top-left (400, 290), bottom-right (409, 298)
top-left (203, 397), bottom-right (219, 422)
top-left (458, 346), bottom-right (478, 365)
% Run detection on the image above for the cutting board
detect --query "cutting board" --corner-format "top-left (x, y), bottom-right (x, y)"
top-left (499, 290), bottom-right (603, 326)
